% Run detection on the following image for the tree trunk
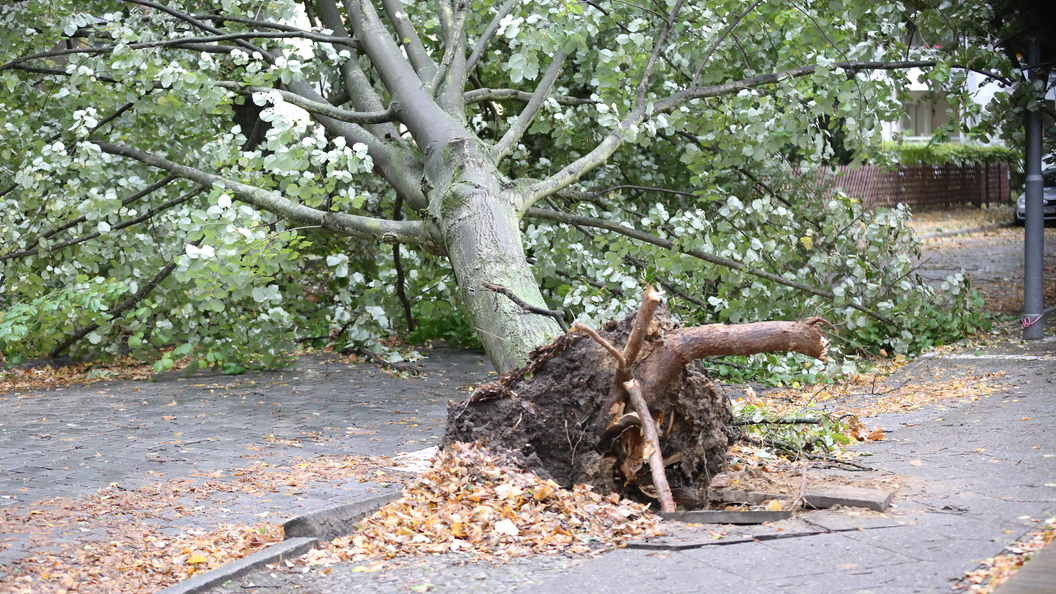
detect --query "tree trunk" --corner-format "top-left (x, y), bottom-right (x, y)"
top-left (428, 138), bottom-right (563, 373)
top-left (445, 305), bottom-right (829, 508)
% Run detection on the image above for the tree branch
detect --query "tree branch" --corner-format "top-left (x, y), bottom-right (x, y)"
top-left (342, 0), bottom-right (463, 149)
top-left (690, 0), bottom-right (765, 85)
top-left (465, 87), bottom-right (595, 106)
top-left (392, 194), bottom-right (416, 332)
top-left (5, 64), bottom-right (120, 84)
top-left (94, 142), bottom-right (437, 246)
top-left (466, 0), bottom-right (519, 75)
top-left (192, 12), bottom-right (336, 34)
top-left (2, 33), bottom-right (329, 69)
top-left (526, 59), bottom-right (937, 206)
top-left (217, 81), bottom-right (396, 124)
top-left (50, 245), bottom-right (191, 358)
top-left (484, 282), bottom-right (568, 331)
top-left (524, 207), bottom-right (895, 327)
top-left (1, 176), bottom-right (181, 262)
top-left (635, 0), bottom-right (686, 107)
top-left (493, 50), bottom-right (567, 162)
top-left (2, 189), bottom-right (202, 261)
top-left (655, 60), bottom-right (937, 114)
top-left (624, 379), bottom-right (676, 513)
top-left (280, 78), bottom-right (428, 210)
top-left (122, 0), bottom-right (272, 59)
top-left (571, 322), bottom-right (626, 370)
top-left (380, 0), bottom-right (437, 80)
top-left (313, 0), bottom-right (403, 141)
top-left (427, 6), bottom-right (466, 97)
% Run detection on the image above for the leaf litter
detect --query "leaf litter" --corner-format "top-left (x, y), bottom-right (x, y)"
top-left (296, 442), bottom-right (662, 571)
top-left (956, 516), bottom-right (1056, 593)
top-left (0, 454), bottom-right (394, 593)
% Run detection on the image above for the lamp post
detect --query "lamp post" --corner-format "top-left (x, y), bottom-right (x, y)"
top-left (1022, 36), bottom-right (1045, 339)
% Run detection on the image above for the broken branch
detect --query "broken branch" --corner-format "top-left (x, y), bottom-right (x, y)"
top-left (622, 286), bottom-right (662, 366)
top-left (624, 379), bottom-right (676, 513)
top-left (483, 283), bottom-right (568, 331)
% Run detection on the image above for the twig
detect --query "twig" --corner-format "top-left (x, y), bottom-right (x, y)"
top-left (570, 322), bottom-right (625, 369)
top-left (624, 379), bottom-right (675, 513)
top-left (483, 283), bottom-right (568, 331)
top-left (392, 195), bottom-right (416, 332)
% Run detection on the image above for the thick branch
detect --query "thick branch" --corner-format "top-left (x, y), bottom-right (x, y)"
top-left (637, 319), bottom-right (829, 409)
top-left (313, 0), bottom-right (404, 143)
top-left (217, 82), bottom-right (396, 124)
top-left (280, 78), bottom-right (428, 210)
top-left (94, 142), bottom-right (436, 245)
top-left (525, 207), bottom-right (894, 327)
top-left (342, 0), bottom-right (463, 148)
top-left (380, 0), bottom-right (437, 80)
top-left (466, 0), bottom-right (519, 75)
top-left (493, 50), bottom-right (567, 161)
top-left (622, 286), bottom-right (662, 367)
top-left (623, 379), bottom-right (676, 513)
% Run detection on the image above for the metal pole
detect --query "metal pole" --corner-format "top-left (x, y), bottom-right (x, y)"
top-left (1023, 36), bottom-right (1045, 339)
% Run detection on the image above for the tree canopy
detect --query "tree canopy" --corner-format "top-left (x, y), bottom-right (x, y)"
top-left (0, 0), bottom-right (1008, 377)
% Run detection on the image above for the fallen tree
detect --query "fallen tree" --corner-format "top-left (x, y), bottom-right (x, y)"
top-left (446, 288), bottom-right (829, 511)
top-left (0, 2), bottom-right (991, 374)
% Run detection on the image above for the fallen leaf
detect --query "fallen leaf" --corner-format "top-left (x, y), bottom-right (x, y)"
top-left (866, 429), bottom-right (885, 441)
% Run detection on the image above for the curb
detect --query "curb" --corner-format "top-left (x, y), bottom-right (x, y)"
top-left (156, 537), bottom-right (318, 594)
top-left (159, 492), bottom-right (401, 593)
top-left (994, 541), bottom-right (1056, 593)
top-left (283, 492), bottom-right (402, 541)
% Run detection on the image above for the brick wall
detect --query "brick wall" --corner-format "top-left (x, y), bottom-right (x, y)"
top-left (814, 163), bottom-right (1010, 208)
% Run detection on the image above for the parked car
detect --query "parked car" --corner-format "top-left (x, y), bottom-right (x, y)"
top-left (1015, 167), bottom-right (1056, 225)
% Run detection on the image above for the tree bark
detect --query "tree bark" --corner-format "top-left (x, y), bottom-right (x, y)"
top-left (426, 137), bottom-right (563, 373)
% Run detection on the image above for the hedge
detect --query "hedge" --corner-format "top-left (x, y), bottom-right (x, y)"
top-left (864, 142), bottom-right (1018, 167)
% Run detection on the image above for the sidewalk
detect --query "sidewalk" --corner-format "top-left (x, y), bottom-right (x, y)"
top-left (1, 336), bottom-right (1052, 593)
top-left (0, 350), bottom-right (491, 591)
top-left (209, 335), bottom-right (1056, 594)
